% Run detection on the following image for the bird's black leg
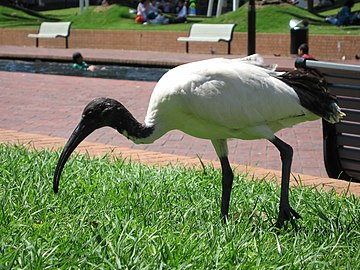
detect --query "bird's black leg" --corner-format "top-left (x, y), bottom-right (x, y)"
top-left (270, 136), bottom-right (301, 229)
top-left (212, 139), bottom-right (233, 223)
top-left (219, 156), bottom-right (234, 223)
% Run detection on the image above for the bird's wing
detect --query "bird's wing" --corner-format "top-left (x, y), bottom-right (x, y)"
top-left (146, 58), bottom-right (315, 140)
top-left (233, 54), bottom-right (280, 74)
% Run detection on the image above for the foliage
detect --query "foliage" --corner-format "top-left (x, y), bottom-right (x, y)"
top-left (0, 144), bottom-right (359, 268)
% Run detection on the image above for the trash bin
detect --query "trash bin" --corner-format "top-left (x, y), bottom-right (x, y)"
top-left (289, 19), bottom-right (308, 54)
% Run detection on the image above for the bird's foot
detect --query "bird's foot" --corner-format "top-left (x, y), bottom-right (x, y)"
top-left (275, 206), bottom-right (302, 230)
top-left (221, 213), bottom-right (229, 224)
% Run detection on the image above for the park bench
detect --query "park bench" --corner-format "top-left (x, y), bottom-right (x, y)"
top-left (177, 24), bottom-right (236, 55)
top-left (28, 22), bottom-right (72, 48)
top-left (296, 58), bottom-right (360, 182)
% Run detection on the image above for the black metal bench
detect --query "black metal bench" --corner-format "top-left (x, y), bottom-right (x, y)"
top-left (296, 58), bottom-right (360, 182)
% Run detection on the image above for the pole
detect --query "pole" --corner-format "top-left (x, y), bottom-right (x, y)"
top-left (308, 0), bottom-right (314, 12)
top-left (216, 0), bottom-right (224, 17)
top-left (79, 0), bottom-right (88, 14)
top-left (233, 0), bottom-right (239, 11)
top-left (247, 0), bottom-right (256, 55)
top-left (79, 0), bottom-right (84, 14)
top-left (207, 0), bottom-right (214, 17)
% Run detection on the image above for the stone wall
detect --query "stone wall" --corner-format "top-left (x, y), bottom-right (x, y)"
top-left (0, 28), bottom-right (359, 60)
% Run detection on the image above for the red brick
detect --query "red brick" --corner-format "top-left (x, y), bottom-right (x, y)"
top-left (1, 29), bottom-right (359, 60)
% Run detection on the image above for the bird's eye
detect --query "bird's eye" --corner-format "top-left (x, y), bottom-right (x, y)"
top-left (83, 110), bottom-right (93, 119)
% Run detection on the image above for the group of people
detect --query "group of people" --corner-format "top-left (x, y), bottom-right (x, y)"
top-left (135, 0), bottom-right (188, 25)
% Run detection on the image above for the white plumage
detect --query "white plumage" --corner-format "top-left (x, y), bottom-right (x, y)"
top-left (142, 56), bottom-right (317, 143)
top-left (54, 55), bottom-right (344, 229)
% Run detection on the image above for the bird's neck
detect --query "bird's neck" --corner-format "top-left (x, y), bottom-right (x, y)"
top-left (122, 121), bottom-right (155, 144)
top-left (111, 106), bottom-right (155, 144)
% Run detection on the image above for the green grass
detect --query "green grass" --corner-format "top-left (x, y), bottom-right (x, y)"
top-left (1, 144), bottom-right (359, 268)
top-left (1, 3), bottom-right (359, 34)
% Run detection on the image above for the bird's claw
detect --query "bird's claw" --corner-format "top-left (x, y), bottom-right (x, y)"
top-left (221, 213), bottom-right (229, 224)
top-left (275, 206), bottom-right (302, 230)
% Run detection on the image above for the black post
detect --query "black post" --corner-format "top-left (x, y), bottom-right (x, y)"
top-left (307, 0), bottom-right (314, 12)
top-left (248, 0), bottom-right (256, 55)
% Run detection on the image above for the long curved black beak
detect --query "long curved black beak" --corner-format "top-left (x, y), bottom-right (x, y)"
top-left (53, 120), bottom-right (96, 193)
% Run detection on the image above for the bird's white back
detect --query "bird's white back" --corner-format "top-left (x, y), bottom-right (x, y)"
top-left (143, 58), bottom-right (318, 142)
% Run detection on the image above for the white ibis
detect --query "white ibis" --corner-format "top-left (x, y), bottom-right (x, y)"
top-left (53, 55), bottom-right (344, 229)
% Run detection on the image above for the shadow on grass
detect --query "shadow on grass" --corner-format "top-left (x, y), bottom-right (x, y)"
top-left (282, 11), bottom-right (326, 26)
top-left (1, 12), bottom-right (59, 23)
top-left (2, 3), bottom-right (56, 20)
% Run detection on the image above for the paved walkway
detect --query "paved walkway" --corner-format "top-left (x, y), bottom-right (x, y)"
top-left (0, 45), bottom-right (299, 69)
top-left (1, 46), bottom-right (359, 196)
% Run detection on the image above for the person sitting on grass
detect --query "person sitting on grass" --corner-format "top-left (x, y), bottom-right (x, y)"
top-left (72, 52), bottom-right (96, 71)
top-left (148, 0), bottom-right (169, 24)
top-left (326, 0), bottom-right (359, 26)
top-left (135, 0), bottom-right (148, 24)
top-left (169, 0), bottom-right (187, 24)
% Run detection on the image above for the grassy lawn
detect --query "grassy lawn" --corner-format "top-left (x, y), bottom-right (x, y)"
top-left (1, 144), bottom-right (359, 268)
top-left (1, 3), bottom-right (359, 35)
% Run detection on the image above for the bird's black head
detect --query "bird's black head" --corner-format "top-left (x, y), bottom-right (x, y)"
top-left (53, 97), bottom-right (131, 193)
top-left (81, 97), bottom-right (131, 132)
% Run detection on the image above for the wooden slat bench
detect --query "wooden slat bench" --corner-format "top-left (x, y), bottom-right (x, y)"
top-left (28, 22), bottom-right (72, 48)
top-left (177, 24), bottom-right (236, 54)
top-left (296, 58), bottom-right (360, 182)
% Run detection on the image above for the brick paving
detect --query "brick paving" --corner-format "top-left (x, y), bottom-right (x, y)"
top-left (0, 46), bottom-right (359, 196)
top-left (0, 45), bottom-right (304, 72)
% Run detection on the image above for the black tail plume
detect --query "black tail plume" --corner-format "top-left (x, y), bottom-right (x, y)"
top-left (278, 69), bottom-right (344, 123)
